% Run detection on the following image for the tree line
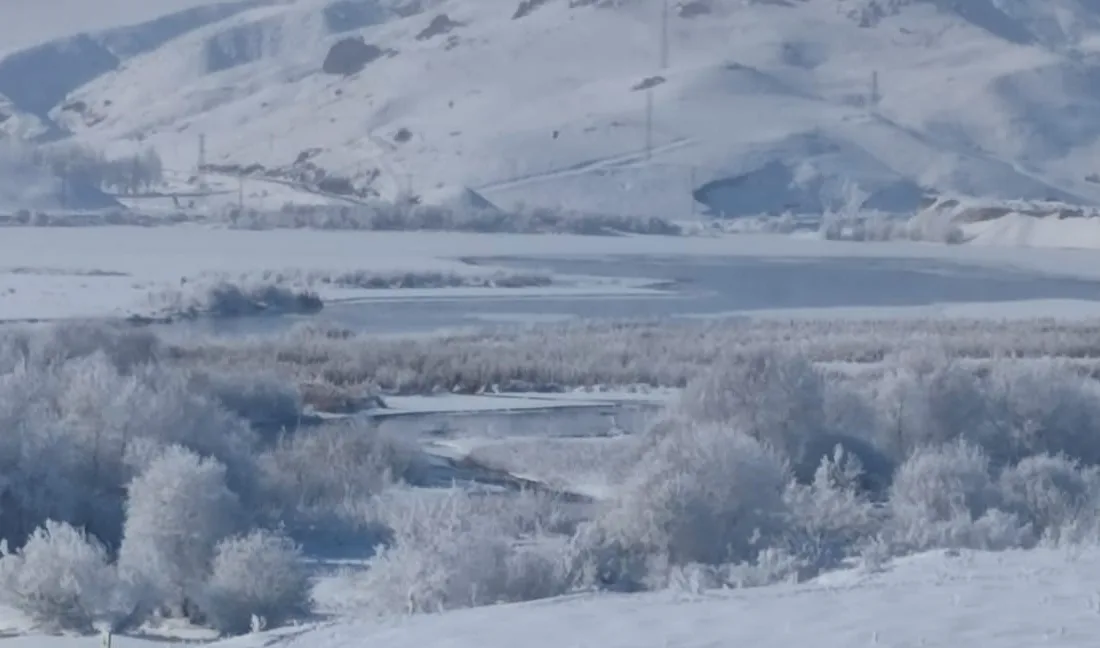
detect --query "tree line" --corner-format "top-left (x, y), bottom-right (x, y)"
top-left (2, 141), bottom-right (165, 198)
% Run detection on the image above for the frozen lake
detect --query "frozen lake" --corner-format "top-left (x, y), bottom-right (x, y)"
top-left (167, 253), bottom-right (1100, 336)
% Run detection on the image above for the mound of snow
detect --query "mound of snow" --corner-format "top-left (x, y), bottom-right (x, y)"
top-left (905, 196), bottom-right (1100, 249)
top-left (0, 93), bottom-right (48, 139)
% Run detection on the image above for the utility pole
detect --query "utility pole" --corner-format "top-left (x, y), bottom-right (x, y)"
top-left (660, 0), bottom-right (670, 69)
top-left (871, 70), bottom-right (880, 108)
top-left (642, 89), bottom-right (651, 160)
top-left (646, 0), bottom-right (669, 161)
top-left (197, 133), bottom-right (206, 187)
top-left (237, 175), bottom-right (244, 211)
top-left (689, 165), bottom-right (696, 216)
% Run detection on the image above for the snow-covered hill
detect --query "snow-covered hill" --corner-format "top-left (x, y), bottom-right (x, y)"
top-left (243, 548), bottom-right (1100, 648)
top-left (8, 0), bottom-right (1100, 217)
top-left (5, 547), bottom-right (1098, 648)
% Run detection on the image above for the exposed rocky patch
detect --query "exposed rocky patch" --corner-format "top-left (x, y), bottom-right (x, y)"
top-left (416, 14), bottom-right (463, 40)
top-left (513, 0), bottom-right (552, 20)
top-left (322, 37), bottom-right (384, 76)
top-left (632, 76), bottom-right (666, 91)
top-left (0, 34), bottom-right (119, 117)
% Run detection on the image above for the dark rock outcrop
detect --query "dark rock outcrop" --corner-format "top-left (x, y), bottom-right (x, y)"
top-left (322, 37), bottom-right (383, 76)
top-left (416, 14), bottom-right (462, 40)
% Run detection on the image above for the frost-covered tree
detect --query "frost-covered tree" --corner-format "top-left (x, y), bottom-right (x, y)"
top-left (197, 529), bottom-right (311, 635)
top-left (678, 348), bottom-right (827, 462)
top-left (357, 488), bottom-right (573, 616)
top-left (578, 421), bottom-right (793, 589)
top-left (0, 521), bottom-right (118, 633)
top-left (117, 446), bottom-right (241, 618)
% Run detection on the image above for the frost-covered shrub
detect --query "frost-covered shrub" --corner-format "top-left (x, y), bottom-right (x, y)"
top-left (152, 282), bottom-right (323, 319)
top-left (678, 348), bottom-right (826, 461)
top-left (19, 321), bottom-right (162, 371)
top-left (983, 360), bottom-right (1100, 466)
top-left (351, 488), bottom-right (575, 616)
top-left (188, 369), bottom-right (303, 434)
top-left (117, 447), bottom-right (242, 617)
top-left (0, 325), bottom-right (271, 550)
top-left (998, 454), bottom-right (1100, 545)
top-left (257, 420), bottom-right (412, 524)
top-left (223, 201), bottom-right (682, 236)
top-left (0, 521), bottom-right (119, 633)
top-left (578, 421), bottom-right (792, 589)
top-left (871, 348), bottom-right (990, 459)
top-left (197, 530), bottom-right (311, 635)
top-left (886, 441), bottom-right (1029, 551)
top-left (177, 316), bottom-right (1100, 398)
top-left (782, 447), bottom-right (882, 574)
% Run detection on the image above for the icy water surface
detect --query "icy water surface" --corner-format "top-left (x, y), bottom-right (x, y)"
top-left (163, 254), bottom-right (1100, 336)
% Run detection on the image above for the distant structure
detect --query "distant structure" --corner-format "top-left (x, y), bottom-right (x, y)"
top-left (197, 133), bottom-right (207, 187)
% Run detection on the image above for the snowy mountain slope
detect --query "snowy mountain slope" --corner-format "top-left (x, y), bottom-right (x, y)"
top-left (0, 0), bottom-right (265, 56)
top-left (10, 0), bottom-right (1100, 216)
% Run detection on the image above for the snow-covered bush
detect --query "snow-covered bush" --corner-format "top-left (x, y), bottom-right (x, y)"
top-left (177, 316), bottom-right (1100, 398)
top-left (197, 529), bottom-right (311, 635)
top-left (20, 321), bottom-right (163, 371)
top-left (117, 446), bottom-right (242, 617)
top-left (351, 488), bottom-right (576, 616)
top-left (998, 454), bottom-right (1100, 545)
top-left (871, 348), bottom-right (991, 459)
top-left (578, 421), bottom-right (792, 589)
top-left (982, 360), bottom-right (1100, 466)
top-left (781, 446), bottom-right (882, 574)
top-left (0, 521), bottom-right (119, 633)
top-left (151, 281), bottom-right (323, 319)
top-left (677, 348), bottom-right (827, 461)
top-left (188, 369), bottom-right (303, 434)
top-left (257, 419), bottom-right (412, 525)
top-left (885, 441), bottom-right (1029, 551)
top-left (224, 201), bottom-right (682, 236)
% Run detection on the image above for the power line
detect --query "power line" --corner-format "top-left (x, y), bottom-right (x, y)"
top-left (197, 133), bottom-right (206, 187)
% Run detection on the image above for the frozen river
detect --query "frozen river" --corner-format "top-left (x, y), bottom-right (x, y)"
top-left (168, 253), bottom-right (1100, 336)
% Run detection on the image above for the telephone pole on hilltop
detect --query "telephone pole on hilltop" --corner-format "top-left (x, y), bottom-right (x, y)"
top-left (645, 0), bottom-right (670, 161)
top-left (197, 134), bottom-right (207, 187)
top-left (660, 0), bottom-right (670, 69)
top-left (645, 91), bottom-right (653, 160)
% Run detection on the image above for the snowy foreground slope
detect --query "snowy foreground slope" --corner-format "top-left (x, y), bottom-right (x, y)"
top-left (8, 0), bottom-right (1100, 216)
top-left (7, 548), bottom-right (1096, 648)
top-left (256, 549), bottom-right (1100, 648)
